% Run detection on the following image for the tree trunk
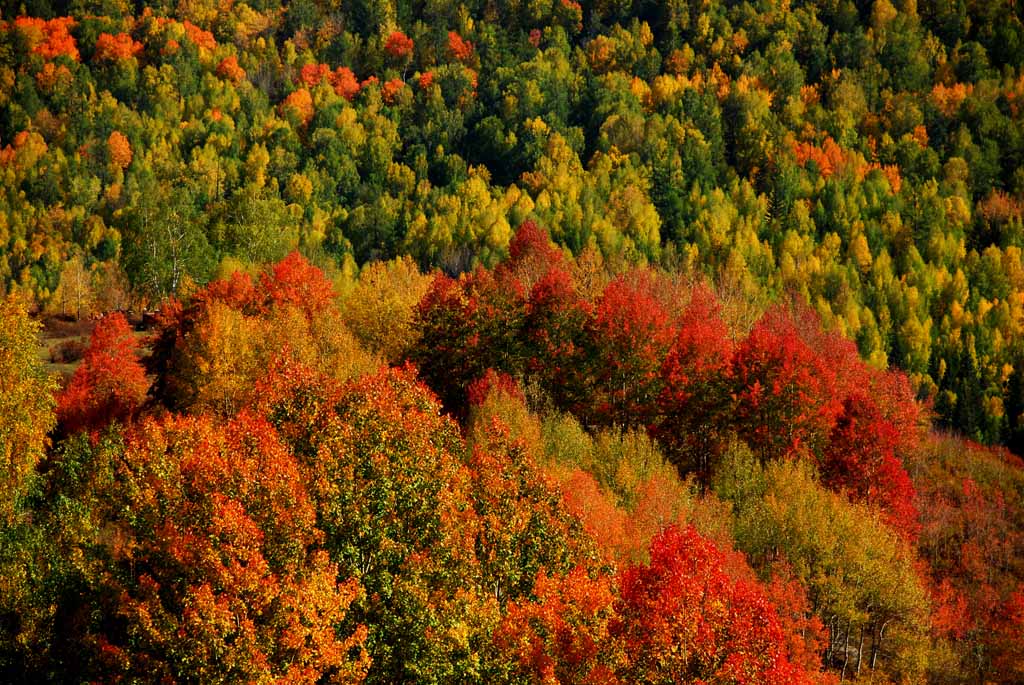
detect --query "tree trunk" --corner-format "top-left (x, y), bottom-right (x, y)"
top-left (826, 615), bottom-right (837, 665)
top-left (871, 620), bottom-right (889, 671)
top-left (856, 625), bottom-right (865, 676)
top-left (840, 620), bottom-right (851, 682)
top-left (75, 272), bottom-right (83, 321)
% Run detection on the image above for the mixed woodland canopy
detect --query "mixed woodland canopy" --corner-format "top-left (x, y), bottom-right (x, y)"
top-left (1, 0), bottom-right (1024, 446)
top-left (0, 238), bottom-right (1021, 683)
top-left (2, 0), bottom-right (1024, 682)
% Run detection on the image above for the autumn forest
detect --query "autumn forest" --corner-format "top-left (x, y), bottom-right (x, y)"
top-left (2, 0), bottom-right (1024, 682)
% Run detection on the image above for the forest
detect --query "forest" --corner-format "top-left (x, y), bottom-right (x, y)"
top-left (3, 237), bottom-right (1024, 683)
top-left (2, 0), bottom-right (1024, 682)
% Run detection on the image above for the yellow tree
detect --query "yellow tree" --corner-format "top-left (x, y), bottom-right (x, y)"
top-left (341, 256), bottom-right (433, 363)
top-left (0, 297), bottom-right (56, 685)
top-left (49, 254), bottom-right (94, 320)
top-left (0, 296), bottom-right (55, 524)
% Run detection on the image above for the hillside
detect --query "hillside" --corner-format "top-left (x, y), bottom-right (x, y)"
top-left (3, 0), bottom-right (1024, 682)
top-left (0, 240), bottom-right (1022, 683)
top-left (2, 0), bottom-right (1024, 445)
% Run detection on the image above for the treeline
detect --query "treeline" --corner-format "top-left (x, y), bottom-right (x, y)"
top-left (3, 0), bottom-right (1024, 446)
top-left (2, 233), bottom-right (1024, 683)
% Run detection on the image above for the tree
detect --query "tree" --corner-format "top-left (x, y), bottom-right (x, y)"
top-left (254, 364), bottom-right (486, 683)
top-left (259, 251), bottom-right (337, 320)
top-left (172, 299), bottom-right (264, 415)
top-left (332, 67), bottom-right (361, 100)
top-left (281, 88), bottom-right (315, 126)
top-left (991, 586), bottom-right (1024, 681)
top-left (220, 185), bottom-right (300, 265)
top-left (380, 77), bottom-right (407, 105)
top-left (497, 220), bottom-right (566, 293)
top-left (43, 413), bottom-right (370, 683)
top-left (341, 256), bottom-right (432, 363)
top-left (714, 452), bottom-right (931, 682)
top-left (50, 253), bottom-right (94, 320)
top-left (123, 176), bottom-right (215, 301)
top-left (468, 418), bottom-right (589, 604)
top-left (523, 265), bottom-right (592, 413)
top-left (494, 567), bottom-right (625, 685)
top-left (585, 270), bottom-right (675, 428)
top-left (0, 297), bottom-right (55, 524)
top-left (12, 17), bottom-right (79, 61)
top-left (250, 358), bottom-right (599, 683)
top-left (411, 268), bottom-right (526, 414)
top-left (215, 55), bottom-right (245, 83)
top-left (91, 261), bottom-right (132, 313)
top-left (57, 311), bottom-right (148, 435)
top-left (384, 31), bottom-right (414, 60)
top-left (0, 297), bottom-right (56, 680)
top-left (656, 283), bottom-right (734, 478)
top-left (92, 32), bottom-right (142, 62)
top-left (106, 131), bottom-right (132, 170)
top-left (448, 31), bottom-right (474, 62)
top-left (731, 307), bottom-right (841, 461)
top-left (821, 392), bottom-right (920, 539)
top-left (617, 525), bottom-right (816, 685)
top-left (144, 256), bottom-right (375, 414)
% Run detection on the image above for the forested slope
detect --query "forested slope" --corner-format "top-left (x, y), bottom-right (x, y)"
top-left (3, 243), bottom-right (1024, 683)
top-left (4, 1), bottom-right (1024, 681)
top-left (3, 0), bottom-right (1024, 445)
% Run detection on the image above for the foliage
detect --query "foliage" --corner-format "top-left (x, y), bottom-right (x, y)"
top-left (36, 414), bottom-right (371, 683)
top-left (340, 256), bottom-right (432, 362)
top-left (714, 450), bottom-right (931, 683)
top-left (56, 311), bottom-right (148, 435)
top-left (0, 0), bottom-right (1021, 446)
top-left (0, 296), bottom-right (55, 523)
top-left (618, 525), bottom-right (820, 685)
top-left (909, 436), bottom-right (1024, 681)
top-left (147, 252), bottom-right (377, 413)
top-left (1, 0), bottom-right (1024, 676)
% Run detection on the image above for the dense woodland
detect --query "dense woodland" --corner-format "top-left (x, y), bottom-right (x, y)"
top-left (0, 235), bottom-right (1022, 683)
top-left (2, 0), bottom-right (1024, 682)
top-left (2, 0), bottom-right (1024, 446)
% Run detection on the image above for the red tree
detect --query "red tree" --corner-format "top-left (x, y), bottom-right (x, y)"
top-left (467, 368), bottom-right (523, 406)
top-left (617, 525), bottom-right (818, 684)
top-left (57, 312), bottom-right (148, 434)
top-left (763, 563), bottom-right (830, 676)
top-left (93, 32), bottom-right (143, 62)
top-left (731, 307), bottom-right (841, 460)
top-left (182, 20), bottom-right (216, 50)
top-left (586, 271), bottom-right (675, 428)
top-left (821, 393), bottom-right (920, 539)
top-left (384, 31), bottom-right (413, 60)
top-left (992, 586), bottom-right (1024, 680)
top-left (216, 55), bottom-right (246, 83)
top-left (201, 269), bottom-right (259, 311)
top-left (497, 220), bottom-right (566, 292)
top-left (523, 266), bottom-right (592, 411)
top-left (332, 66), bottom-right (361, 100)
top-left (258, 251), bottom-right (336, 319)
top-left (13, 16), bottom-right (79, 61)
top-left (381, 77), bottom-right (406, 104)
top-left (299, 62), bottom-right (331, 87)
top-left (558, 469), bottom-right (632, 561)
top-left (494, 566), bottom-right (625, 684)
top-left (281, 88), bottom-right (315, 125)
top-left (412, 267), bottom-right (527, 413)
top-left (448, 31), bottom-right (474, 62)
top-left (76, 413), bottom-right (369, 683)
top-left (656, 283), bottom-right (734, 477)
